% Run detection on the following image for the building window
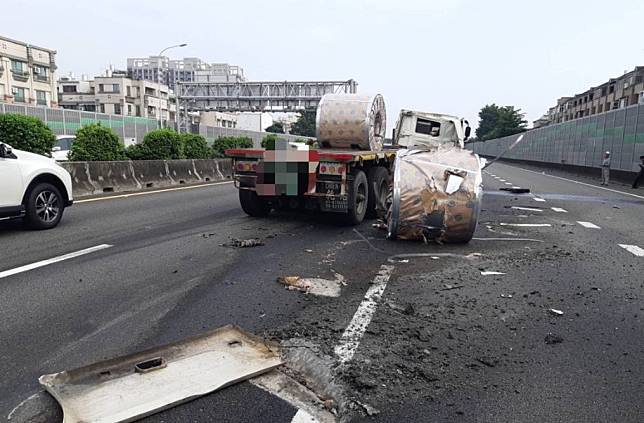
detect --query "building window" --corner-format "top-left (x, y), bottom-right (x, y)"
top-left (11, 86), bottom-right (26, 102)
top-left (601, 87), bottom-right (607, 96)
top-left (33, 65), bottom-right (49, 81)
top-left (62, 85), bottom-right (77, 93)
top-left (114, 104), bottom-right (121, 115)
top-left (609, 84), bottom-right (615, 94)
top-left (35, 90), bottom-right (47, 106)
top-left (127, 104), bottom-right (132, 115)
top-left (112, 84), bottom-right (120, 93)
top-left (100, 104), bottom-right (105, 113)
top-left (11, 60), bottom-right (26, 74)
top-left (136, 105), bottom-right (141, 116)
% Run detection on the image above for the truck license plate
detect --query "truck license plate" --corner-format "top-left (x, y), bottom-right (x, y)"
top-left (322, 198), bottom-right (348, 212)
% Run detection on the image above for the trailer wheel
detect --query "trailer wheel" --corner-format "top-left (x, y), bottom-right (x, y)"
top-left (366, 166), bottom-right (390, 219)
top-left (343, 169), bottom-right (368, 225)
top-left (239, 190), bottom-right (271, 217)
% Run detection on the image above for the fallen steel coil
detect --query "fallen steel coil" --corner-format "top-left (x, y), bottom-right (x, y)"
top-left (386, 147), bottom-right (483, 243)
top-left (316, 94), bottom-right (386, 151)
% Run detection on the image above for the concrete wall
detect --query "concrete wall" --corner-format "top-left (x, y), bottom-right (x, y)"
top-left (62, 158), bottom-right (232, 198)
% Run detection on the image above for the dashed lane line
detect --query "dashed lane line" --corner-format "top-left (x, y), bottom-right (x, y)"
top-left (504, 182), bottom-right (513, 185)
top-left (511, 206), bottom-right (543, 212)
top-left (502, 165), bottom-right (644, 200)
top-left (334, 265), bottom-right (395, 364)
top-left (500, 223), bottom-right (552, 227)
top-left (577, 221), bottom-right (601, 229)
top-left (533, 197), bottom-right (547, 202)
top-left (75, 181), bottom-right (234, 204)
top-left (551, 207), bottom-right (568, 213)
top-left (481, 271), bottom-right (506, 275)
top-left (0, 244), bottom-right (113, 279)
top-left (618, 244), bottom-right (644, 257)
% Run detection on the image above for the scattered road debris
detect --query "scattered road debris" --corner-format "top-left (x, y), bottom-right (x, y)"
top-left (500, 293), bottom-right (513, 298)
top-left (500, 187), bottom-right (531, 194)
top-left (277, 274), bottom-right (345, 297)
top-left (39, 325), bottom-right (281, 423)
top-left (476, 356), bottom-right (499, 368)
top-left (544, 333), bottom-right (564, 344)
top-left (304, 249), bottom-right (314, 253)
top-left (223, 238), bottom-right (264, 248)
top-left (548, 308), bottom-right (564, 316)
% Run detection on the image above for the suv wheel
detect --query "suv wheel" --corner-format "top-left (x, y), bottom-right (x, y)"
top-left (24, 183), bottom-right (65, 229)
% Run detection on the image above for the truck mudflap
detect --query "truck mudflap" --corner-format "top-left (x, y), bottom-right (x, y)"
top-left (39, 325), bottom-right (281, 423)
top-left (386, 147), bottom-right (482, 243)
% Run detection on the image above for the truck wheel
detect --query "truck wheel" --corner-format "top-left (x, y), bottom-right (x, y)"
top-left (24, 183), bottom-right (65, 230)
top-left (239, 189), bottom-right (271, 217)
top-left (366, 166), bottom-right (390, 219)
top-left (343, 169), bottom-right (368, 225)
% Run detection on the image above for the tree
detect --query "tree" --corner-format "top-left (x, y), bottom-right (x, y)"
top-left (476, 104), bottom-right (527, 141)
top-left (265, 122), bottom-right (284, 134)
top-left (289, 110), bottom-right (316, 137)
top-left (211, 136), bottom-right (253, 158)
top-left (261, 133), bottom-right (278, 149)
top-left (0, 114), bottom-right (56, 156)
top-left (181, 133), bottom-right (210, 159)
top-left (138, 129), bottom-right (184, 160)
top-left (69, 123), bottom-right (127, 161)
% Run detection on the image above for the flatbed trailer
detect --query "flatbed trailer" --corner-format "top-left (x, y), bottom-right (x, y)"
top-left (225, 147), bottom-right (397, 224)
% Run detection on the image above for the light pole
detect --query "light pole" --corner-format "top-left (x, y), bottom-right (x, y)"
top-left (156, 43), bottom-right (187, 128)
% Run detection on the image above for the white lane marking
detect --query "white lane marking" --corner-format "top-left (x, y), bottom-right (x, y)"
top-left (481, 271), bottom-right (506, 275)
top-left (618, 244), bottom-right (644, 257)
top-left (505, 165), bottom-right (644, 200)
top-left (551, 207), bottom-right (568, 213)
top-left (512, 186), bottom-right (522, 189)
top-left (334, 265), bottom-right (395, 364)
top-left (291, 409), bottom-right (319, 423)
top-left (499, 179), bottom-right (507, 182)
top-left (75, 181), bottom-right (234, 204)
top-left (0, 244), bottom-right (113, 279)
top-left (511, 206), bottom-right (543, 212)
top-left (577, 221), bottom-right (601, 229)
top-left (533, 197), bottom-right (547, 202)
top-left (504, 182), bottom-right (513, 185)
top-left (500, 223), bottom-right (551, 227)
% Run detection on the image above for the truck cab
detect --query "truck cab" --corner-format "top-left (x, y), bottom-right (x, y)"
top-left (393, 110), bottom-right (471, 149)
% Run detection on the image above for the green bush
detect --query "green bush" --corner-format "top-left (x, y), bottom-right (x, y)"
top-left (212, 136), bottom-right (253, 157)
top-left (138, 129), bottom-right (184, 160)
top-left (69, 123), bottom-right (127, 161)
top-left (181, 133), bottom-right (210, 159)
top-left (125, 143), bottom-right (154, 160)
top-left (261, 133), bottom-right (279, 150)
top-left (0, 114), bottom-right (56, 156)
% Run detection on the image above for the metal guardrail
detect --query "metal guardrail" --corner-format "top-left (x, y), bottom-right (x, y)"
top-left (469, 103), bottom-right (644, 172)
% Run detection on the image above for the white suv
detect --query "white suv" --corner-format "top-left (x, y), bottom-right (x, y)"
top-left (0, 143), bottom-right (73, 229)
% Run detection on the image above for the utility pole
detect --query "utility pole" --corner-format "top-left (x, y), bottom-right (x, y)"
top-left (156, 43), bottom-right (187, 129)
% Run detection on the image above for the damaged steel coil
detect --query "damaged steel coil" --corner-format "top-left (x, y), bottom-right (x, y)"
top-left (386, 147), bottom-right (482, 243)
top-left (316, 94), bottom-right (386, 151)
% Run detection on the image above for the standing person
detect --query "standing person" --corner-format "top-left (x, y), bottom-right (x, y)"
top-left (601, 151), bottom-right (611, 185)
top-left (633, 155), bottom-right (644, 189)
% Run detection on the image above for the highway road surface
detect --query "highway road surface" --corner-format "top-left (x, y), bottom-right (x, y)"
top-left (1, 162), bottom-right (643, 423)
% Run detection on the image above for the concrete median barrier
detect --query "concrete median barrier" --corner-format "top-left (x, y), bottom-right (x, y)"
top-left (62, 159), bottom-right (232, 198)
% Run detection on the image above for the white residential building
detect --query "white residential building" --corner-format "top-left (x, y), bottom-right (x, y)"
top-left (0, 35), bottom-right (57, 107)
top-left (58, 69), bottom-right (175, 122)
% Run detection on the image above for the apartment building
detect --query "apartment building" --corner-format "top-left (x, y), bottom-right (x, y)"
top-left (536, 66), bottom-right (644, 127)
top-left (58, 70), bottom-right (175, 122)
top-left (0, 35), bottom-right (57, 107)
top-left (127, 56), bottom-right (245, 91)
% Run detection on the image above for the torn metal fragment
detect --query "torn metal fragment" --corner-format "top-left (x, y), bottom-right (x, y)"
top-left (39, 325), bottom-right (281, 423)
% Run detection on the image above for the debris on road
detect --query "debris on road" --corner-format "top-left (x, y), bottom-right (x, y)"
top-left (548, 308), bottom-right (564, 316)
top-left (544, 333), bottom-right (564, 344)
top-left (500, 293), bottom-right (513, 298)
top-left (476, 356), bottom-right (499, 368)
top-left (500, 187), bottom-right (531, 194)
top-left (304, 249), bottom-right (314, 253)
top-left (39, 325), bottom-right (281, 423)
top-left (442, 284), bottom-right (464, 291)
top-left (222, 238), bottom-right (264, 248)
top-left (277, 274), bottom-right (344, 297)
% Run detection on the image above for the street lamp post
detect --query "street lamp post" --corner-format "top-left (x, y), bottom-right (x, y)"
top-left (156, 43), bottom-right (187, 128)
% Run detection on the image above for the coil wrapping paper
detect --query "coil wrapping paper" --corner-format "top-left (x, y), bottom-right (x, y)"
top-left (316, 94), bottom-right (386, 151)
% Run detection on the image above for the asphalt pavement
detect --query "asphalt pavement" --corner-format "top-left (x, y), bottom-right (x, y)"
top-left (1, 162), bottom-right (643, 422)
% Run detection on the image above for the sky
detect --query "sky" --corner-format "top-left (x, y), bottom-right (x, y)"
top-left (3, 0), bottom-right (644, 132)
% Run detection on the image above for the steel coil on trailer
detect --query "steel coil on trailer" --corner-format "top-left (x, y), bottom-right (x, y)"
top-left (386, 147), bottom-right (483, 243)
top-left (315, 94), bottom-right (386, 151)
